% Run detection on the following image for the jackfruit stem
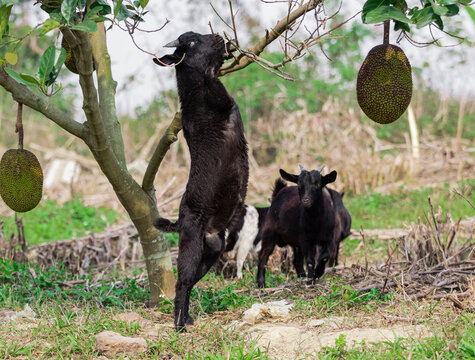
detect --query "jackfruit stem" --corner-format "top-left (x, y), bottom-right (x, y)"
top-left (16, 102), bottom-right (23, 150)
top-left (383, 20), bottom-right (390, 45)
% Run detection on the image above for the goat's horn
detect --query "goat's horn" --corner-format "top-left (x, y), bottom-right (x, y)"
top-left (299, 163), bottom-right (306, 172)
top-left (164, 39), bottom-right (180, 48)
top-left (316, 165), bottom-right (325, 172)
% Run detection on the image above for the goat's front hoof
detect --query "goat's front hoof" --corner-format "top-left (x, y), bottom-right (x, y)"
top-left (306, 278), bottom-right (315, 286)
top-left (185, 315), bottom-right (194, 326)
top-left (175, 324), bottom-right (187, 333)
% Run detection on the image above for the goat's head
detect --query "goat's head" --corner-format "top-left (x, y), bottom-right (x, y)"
top-left (153, 32), bottom-right (235, 76)
top-left (279, 165), bottom-right (337, 209)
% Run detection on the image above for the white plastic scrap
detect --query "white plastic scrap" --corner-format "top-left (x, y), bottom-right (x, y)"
top-left (242, 300), bottom-right (293, 325)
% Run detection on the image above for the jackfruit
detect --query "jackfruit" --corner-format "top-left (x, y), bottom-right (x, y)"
top-left (62, 35), bottom-right (79, 74)
top-left (357, 44), bottom-right (412, 124)
top-left (0, 149), bottom-right (43, 213)
top-left (62, 32), bottom-right (96, 74)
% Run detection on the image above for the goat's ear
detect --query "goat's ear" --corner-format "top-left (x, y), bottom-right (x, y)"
top-left (322, 170), bottom-right (337, 186)
top-left (153, 54), bottom-right (181, 66)
top-left (280, 169), bottom-right (299, 184)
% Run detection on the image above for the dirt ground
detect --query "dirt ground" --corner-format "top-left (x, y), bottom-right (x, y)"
top-left (0, 304), bottom-right (436, 359)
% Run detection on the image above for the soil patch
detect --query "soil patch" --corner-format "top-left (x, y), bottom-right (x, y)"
top-left (248, 322), bottom-right (430, 359)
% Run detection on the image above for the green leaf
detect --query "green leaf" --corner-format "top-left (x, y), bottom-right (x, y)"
top-left (362, 0), bottom-right (390, 22)
top-left (20, 74), bottom-right (41, 86)
top-left (364, 5), bottom-right (411, 24)
top-left (5, 51), bottom-right (16, 64)
top-left (439, 0), bottom-right (458, 4)
top-left (83, 6), bottom-right (102, 21)
top-left (4, 68), bottom-right (37, 87)
top-left (114, 0), bottom-right (124, 18)
top-left (39, 45), bottom-right (56, 83)
top-left (90, 0), bottom-right (111, 15)
top-left (61, 0), bottom-right (78, 24)
top-left (78, 0), bottom-right (86, 10)
top-left (445, 4), bottom-right (459, 16)
top-left (92, 16), bottom-right (109, 23)
top-left (0, 4), bottom-right (12, 37)
top-left (49, 11), bottom-right (67, 24)
top-left (466, 5), bottom-right (475, 23)
top-left (55, 47), bottom-right (66, 70)
top-left (433, 14), bottom-right (444, 29)
top-left (394, 20), bottom-right (411, 32)
top-left (413, 7), bottom-right (435, 28)
top-left (71, 20), bottom-right (98, 32)
top-left (140, 0), bottom-right (149, 7)
top-left (41, 18), bottom-right (61, 35)
top-left (457, 0), bottom-right (471, 4)
top-left (431, 1), bottom-right (448, 15)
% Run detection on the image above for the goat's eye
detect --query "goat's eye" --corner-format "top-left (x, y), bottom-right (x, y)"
top-left (189, 41), bottom-right (195, 47)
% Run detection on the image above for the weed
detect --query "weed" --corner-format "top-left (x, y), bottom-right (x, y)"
top-left (0, 259), bottom-right (149, 309)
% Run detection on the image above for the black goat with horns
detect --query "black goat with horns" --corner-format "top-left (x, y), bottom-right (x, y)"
top-left (257, 164), bottom-right (339, 288)
top-left (153, 32), bottom-right (249, 331)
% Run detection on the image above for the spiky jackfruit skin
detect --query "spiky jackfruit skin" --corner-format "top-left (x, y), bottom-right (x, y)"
top-left (61, 35), bottom-right (78, 74)
top-left (61, 31), bottom-right (96, 74)
top-left (0, 149), bottom-right (43, 212)
top-left (357, 44), bottom-right (412, 124)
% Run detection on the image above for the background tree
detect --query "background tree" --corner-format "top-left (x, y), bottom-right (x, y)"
top-left (0, 0), bottom-right (472, 305)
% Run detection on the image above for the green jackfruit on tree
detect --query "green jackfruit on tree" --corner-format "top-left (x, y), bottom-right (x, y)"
top-left (0, 149), bottom-right (43, 213)
top-left (62, 35), bottom-right (79, 74)
top-left (62, 31), bottom-right (96, 74)
top-left (357, 43), bottom-right (412, 124)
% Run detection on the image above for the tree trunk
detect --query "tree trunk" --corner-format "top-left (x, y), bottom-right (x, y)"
top-left (127, 201), bottom-right (176, 302)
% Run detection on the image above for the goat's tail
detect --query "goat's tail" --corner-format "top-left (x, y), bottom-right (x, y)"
top-left (271, 178), bottom-right (287, 200)
top-left (341, 191), bottom-right (345, 198)
top-left (154, 217), bottom-right (180, 233)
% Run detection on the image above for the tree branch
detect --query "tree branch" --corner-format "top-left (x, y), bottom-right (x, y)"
top-left (0, 66), bottom-right (88, 140)
top-left (62, 28), bottom-right (147, 211)
top-left (142, 112), bottom-right (182, 196)
top-left (218, 0), bottom-right (321, 76)
top-left (62, 27), bottom-right (108, 150)
top-left (89, 22), bottom-right (127, 167)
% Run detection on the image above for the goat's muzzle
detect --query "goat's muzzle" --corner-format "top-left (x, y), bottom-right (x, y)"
top-left (301, 197), bottom-right (312, 207)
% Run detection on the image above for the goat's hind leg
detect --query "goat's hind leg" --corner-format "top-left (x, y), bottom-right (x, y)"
top-left (256, 230), bottom-right (276, 288)
top-left (174, 227), bottom-right (204, 331)
top-left (200, 231), bottom-right (226, 278)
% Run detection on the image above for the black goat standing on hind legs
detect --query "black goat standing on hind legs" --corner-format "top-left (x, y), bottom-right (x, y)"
top-left (257, 165), bottom-right (338, 288)
top-left (152, 32), bottom-right (249, 331)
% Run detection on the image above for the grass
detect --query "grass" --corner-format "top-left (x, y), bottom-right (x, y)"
top-left (345, 178), bottom-right (474, 229)
top-left (0, 258), bottom-right (473, 359)
top-left (0, 259), bottom-right (149, 309)
top-left (0, 195), bottom-right (122, 245)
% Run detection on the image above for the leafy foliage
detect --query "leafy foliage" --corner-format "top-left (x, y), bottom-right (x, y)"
top-left (362, 0), bottom-right (472, 33)
top-left (0, 0), bottom-right (148, 96)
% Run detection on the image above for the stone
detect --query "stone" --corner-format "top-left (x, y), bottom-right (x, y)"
top-left (242, 300), bottom-right (293, 325)
top-left (95, 330), bottom-right (148, 358)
